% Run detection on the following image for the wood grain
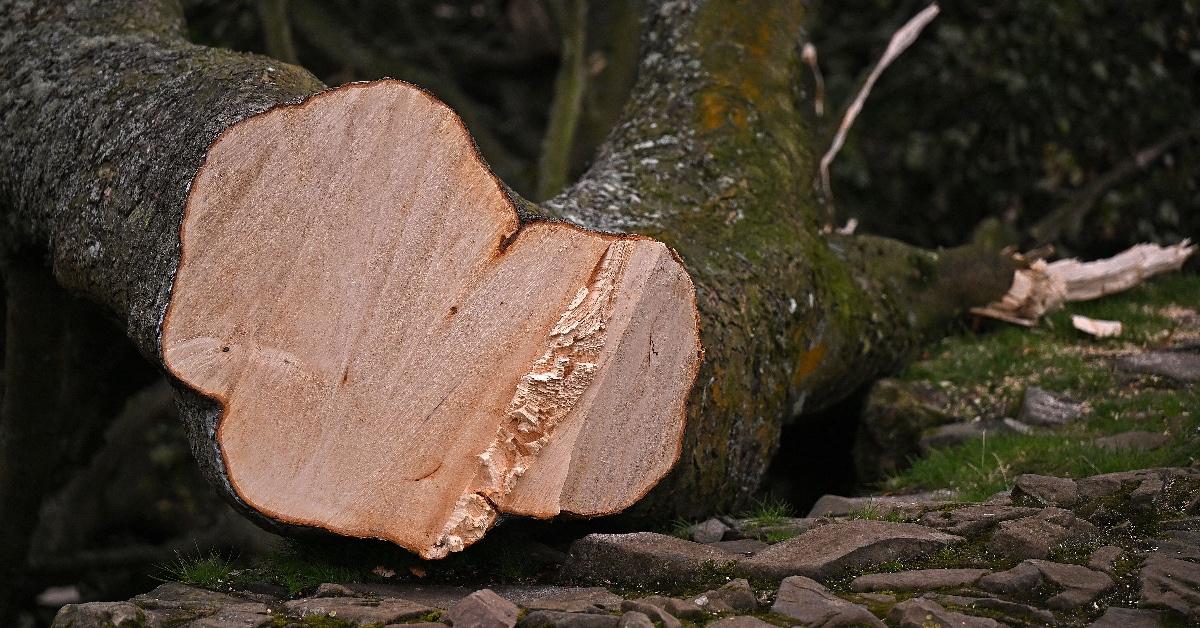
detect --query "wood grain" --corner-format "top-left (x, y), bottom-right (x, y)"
top-left (161, 81), bottom-right (702, 558)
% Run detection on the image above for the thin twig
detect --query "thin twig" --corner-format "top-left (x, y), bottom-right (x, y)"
top-left (801, 43), bottom-right (826, 117)
top-left (819, 3), bottom-right (940, 201)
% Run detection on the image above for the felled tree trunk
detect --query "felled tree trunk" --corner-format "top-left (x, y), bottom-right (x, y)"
top-left (0, 0), bottom-right (1013, 560)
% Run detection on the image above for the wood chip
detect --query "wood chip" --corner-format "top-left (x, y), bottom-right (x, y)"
top-left (1071, 315), bottom-right (1122, 338)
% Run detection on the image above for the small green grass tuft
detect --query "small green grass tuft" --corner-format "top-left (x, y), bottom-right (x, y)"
top-left (160, 549), bottom-right (242, 590)
top-left (668, 516), bottom-right (697, 539)
top-left (260, 548), bottom-right (365, 596)
top-left (739, 495), bottom-right (795, 525)
top-left (762, 529), bottom-right (800, 543)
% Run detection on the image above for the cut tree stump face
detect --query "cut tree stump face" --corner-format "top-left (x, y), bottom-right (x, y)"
top-left (161, 81), bottom-right (702, 558)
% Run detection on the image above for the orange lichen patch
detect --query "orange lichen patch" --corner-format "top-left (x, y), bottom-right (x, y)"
top-left (699, 91), bottom-right (729, 133)
top-left (162, 80), bottom-right (702, 559)
top-left (791, 343), bottom-right (826, 387)
top-left (698, 89), bottom-right (749, 133)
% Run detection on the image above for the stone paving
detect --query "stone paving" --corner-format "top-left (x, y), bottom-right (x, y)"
top-left (53, 467), bottom-right (1200, 627)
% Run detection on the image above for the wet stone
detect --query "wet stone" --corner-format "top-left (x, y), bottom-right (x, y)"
top-left (615, 611), bottom-right (654, 628)
top-left (770, 576), bottom-right (884, 627)
top-left (696, 578), bottom-right (757, 614)
top-left (806, 490), bottom-right (953, 518)
top-left (562, 532), bottom-right (734, 587)
top-left (705, 617), bottom-right (775, 628)
top-left (524, 588), bottom-right (623, 614)
top-left (850, 568), bottom-right (990, 592)
top-left (976, 561), bottom-right (1042, 594)
top-left (708, 539), bottom-right (768, 556)
top-left (1157, 529), bottom-right (1200, 561)
top-left (314, 583), bottom-right (356, 598)
top-left (192, 605), bottom-right (274, 628)
top-left (519, 610), bottom-right (619, 628)
top-left (1019, 386), bottom-right (1085, 426)
top-left (1011, 474), bottom-right (1080, 508)
top-left (52, 602), bottom-right (148, 628)
top-left (690, 517), bottom-right (731, 543)
top-left (1033, 560), bottom-right (1116, 610)
top-left (631, 595), bottom-right (706, 621)
top-left (987, 507), bottom-right (1094, 560)
top-left (1087, 606), bottom-right (1166, 628)
top-left (445, 589), bottom-right (518, 628)
top-left (737, 520), bottom-right (962, 581)
top-left (620, 600), bottom-right (680, 628)
top-left (133, 582), bottom-right (270, 613)
top-left (919, 503), bottom-right (1040, 536)
top-left (1116, 347), bottom-right (1200, 382)
top-left (286, 596), bottom-right (433, 626)
top-left (1074, 467), bottom-right (1199, 502)
top-left (726, 517), bottom-right (820, 543)
top-left (923, 593), bottom-right (1056, 625)
top-left (980, 560), bottom-right (1114, 611)
top-left (887, 597), bottom-right (1003, 628)
top-left (189, 602), bottom-right (274, 628)
top-left (1140, 552), bottom-right (1200, 621)
top-left (1087, 545), bottom-right (1126, 575)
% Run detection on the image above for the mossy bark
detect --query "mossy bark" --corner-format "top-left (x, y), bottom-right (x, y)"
top-left (0, 0), bottom-right (1013, 550)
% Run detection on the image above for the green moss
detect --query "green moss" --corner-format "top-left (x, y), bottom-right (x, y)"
top-left (762, 529), bottom-right (800, 544)
top-left (259, 549), bottom-right (366, 596)
top-left (881, 274), bottom-right (1200, 499)
top-left (159, 542), bottom-right (372, 596)
top-left (297, 615), bottom-right (360, 628)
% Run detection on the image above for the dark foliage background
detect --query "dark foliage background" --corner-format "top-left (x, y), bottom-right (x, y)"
top-left (810, 0), bottom-right (1200, 255)
top-left (184, 0), bottom-right (1200, 255)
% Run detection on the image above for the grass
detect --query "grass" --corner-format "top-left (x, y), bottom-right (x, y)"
top-left (160, 543), bottom-right (368, 596)
top-left (162, 549), bottom-right (240, 590)
top-left (883, 273), bottom-right (1200, 500)
top-left (738, 495), bottom-right (795, 525)
top-left (842, 503), bottom-right (913, 523)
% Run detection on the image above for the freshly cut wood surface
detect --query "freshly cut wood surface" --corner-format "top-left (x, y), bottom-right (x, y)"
top-left (161, 81), bottom-right (702, 558)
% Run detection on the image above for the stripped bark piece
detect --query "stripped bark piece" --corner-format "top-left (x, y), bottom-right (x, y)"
top-left (161, 81), bottom-right (702, 559)
top-left (1071, 315), bottom-right (1122, 339)
top-left (972, 242), bottom-right (1195, 326)
top-left (1048, 241), bottom-right (1195, 302)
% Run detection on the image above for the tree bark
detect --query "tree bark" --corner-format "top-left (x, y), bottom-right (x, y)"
top-left (0, 0), bottom-right (1014, 558)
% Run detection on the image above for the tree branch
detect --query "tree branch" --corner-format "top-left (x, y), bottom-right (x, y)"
top-left (536, 0), bottom-right (589, 200)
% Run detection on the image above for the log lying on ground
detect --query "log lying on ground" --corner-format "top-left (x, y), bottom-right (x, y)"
top-left (0, 0), bottom-right (1015, 561)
